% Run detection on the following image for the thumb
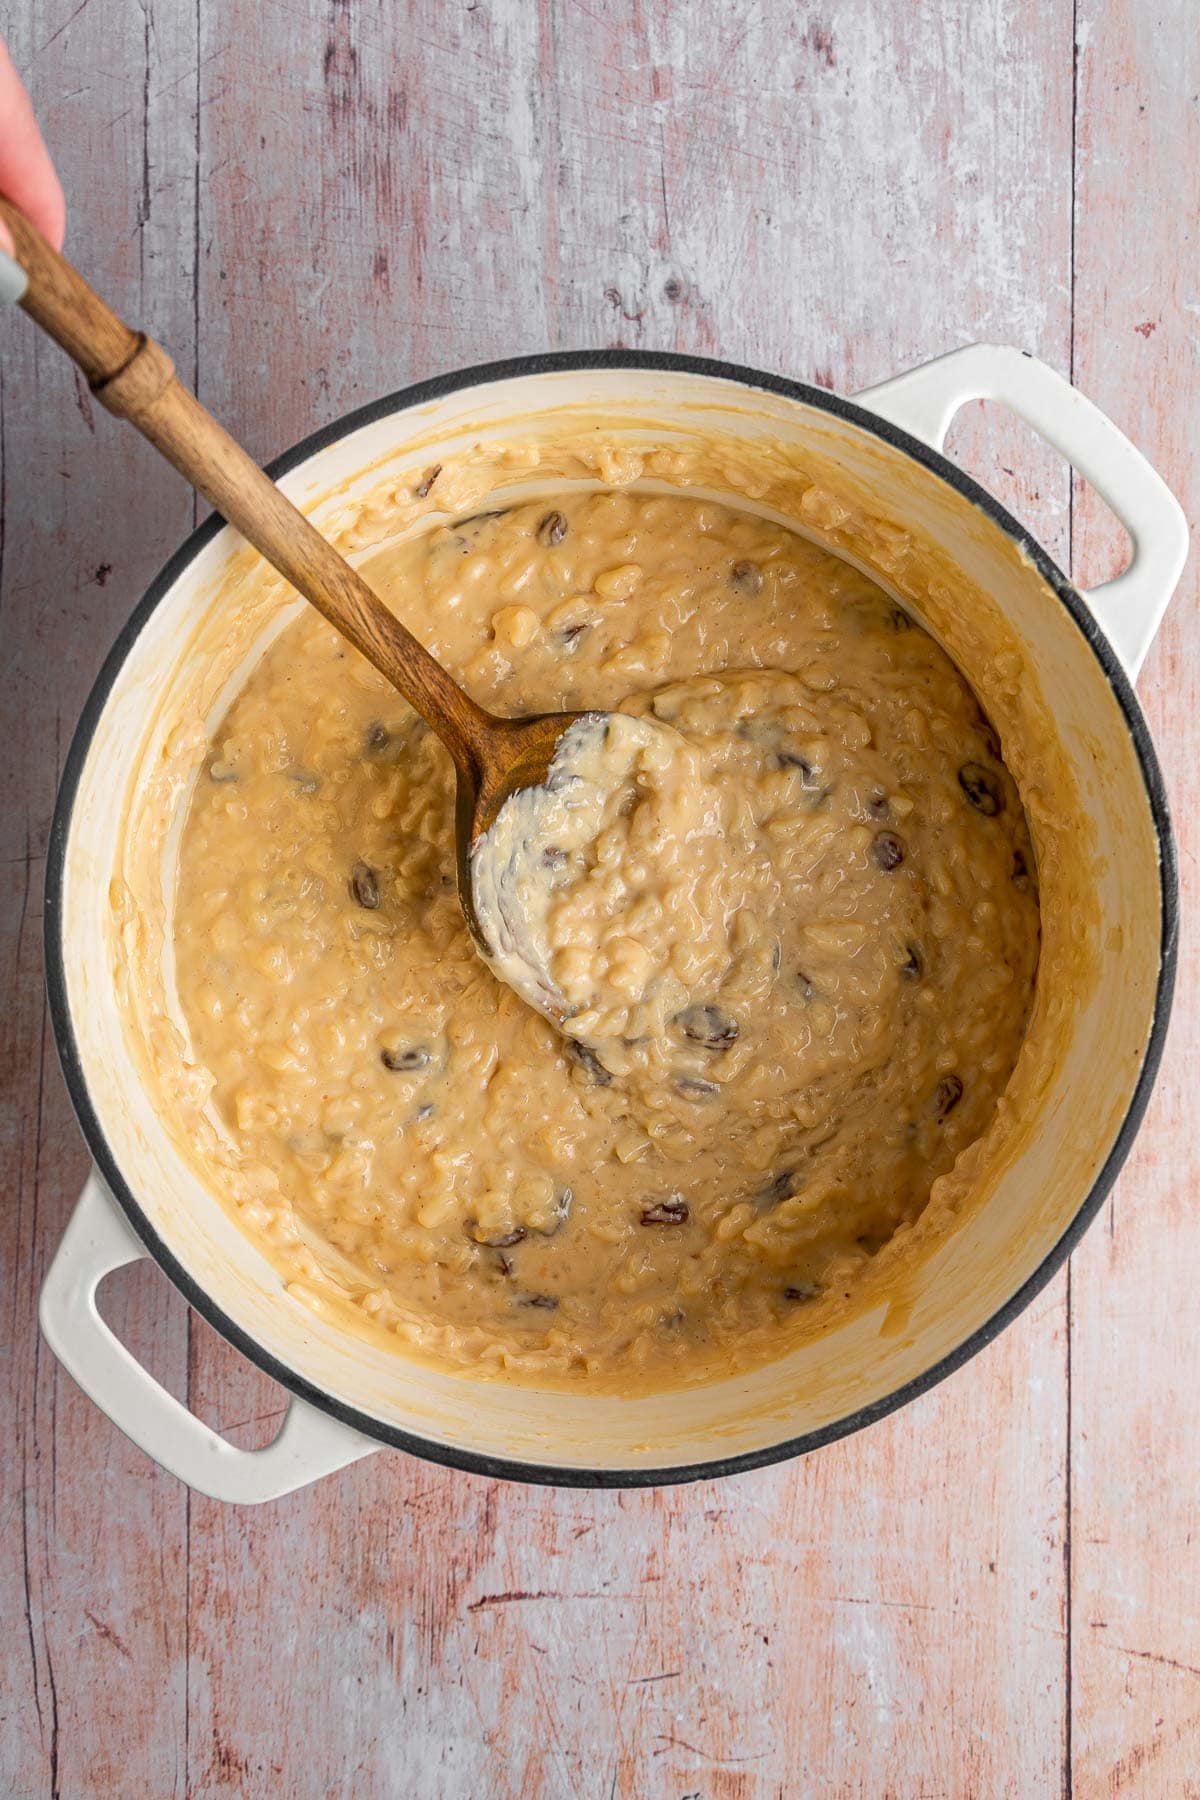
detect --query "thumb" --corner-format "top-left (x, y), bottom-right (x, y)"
top-left (0, 231), bottom-right (26, 305)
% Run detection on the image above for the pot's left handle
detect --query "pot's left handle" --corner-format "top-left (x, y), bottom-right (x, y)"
top-left (39, 1171), bottom-right (380, 1503)
top-left (854, 343), bottom-right (1189, 681)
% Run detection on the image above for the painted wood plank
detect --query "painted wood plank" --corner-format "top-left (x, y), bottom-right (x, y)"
top-left (24, 0), bottom-right (1200, 1792)
top-left (0, 2), bottom-right (199, 1794)
top-left (181, 1297), bottom-right (1068, 1800)
top-left (181, 3), bottom-right (1076, 1795)
top-left (1068, 2), bottom-right (1200, 1792)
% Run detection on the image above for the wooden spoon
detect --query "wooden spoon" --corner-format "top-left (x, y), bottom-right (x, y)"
top-left (1, 200), bottom-right (604, 1016)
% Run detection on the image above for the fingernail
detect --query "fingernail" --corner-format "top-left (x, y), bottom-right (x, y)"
top-left (0, 248), bottom-right (27, 305)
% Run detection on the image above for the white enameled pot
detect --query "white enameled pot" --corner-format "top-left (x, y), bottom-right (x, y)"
top-left (40, 345), bottom-right (1187, 1502)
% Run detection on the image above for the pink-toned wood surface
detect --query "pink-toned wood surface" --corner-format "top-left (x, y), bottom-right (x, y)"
top-left (0, 2), bottom-right (1194, 1793)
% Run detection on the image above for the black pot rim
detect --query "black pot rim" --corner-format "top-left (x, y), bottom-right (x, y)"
top-left (43, 348), bottom-right (1178, 1490)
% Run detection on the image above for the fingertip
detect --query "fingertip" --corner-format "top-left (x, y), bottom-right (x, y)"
top-left (31, 167), bottom-right (68, 250)
top-left (0, 241), bottom-right (26, 305)
top-left (0, 216), bottom-right (13, 257)
top-left (46, 186), bottom-right (66, 251)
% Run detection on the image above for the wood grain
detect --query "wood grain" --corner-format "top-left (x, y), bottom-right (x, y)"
top-left (4, 190), bottom-right (594, 948)
top-left (0, 2), bottom-right (199, 1795)
top-left (1, 0), bottom-right (1194, 1794)
top-left (1, 196), bottom-right (500, 764)
top-left (1068, 2), bottom-right (1200, 1793)
top-left (189, 6), bottom-right (1076, 1790)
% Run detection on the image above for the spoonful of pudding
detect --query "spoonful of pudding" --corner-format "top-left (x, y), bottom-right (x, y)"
top-left (472, 704), bottom-right (740, 1069)
top-left (3, 200), bottom-right (679, 1031)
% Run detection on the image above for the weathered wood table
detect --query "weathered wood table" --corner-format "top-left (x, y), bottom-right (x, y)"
top-left (3, 3), bottom-right (1196, 1793)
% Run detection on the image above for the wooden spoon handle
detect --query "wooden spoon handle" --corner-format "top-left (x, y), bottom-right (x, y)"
top-left (0, 200), bottom-right (495, 779)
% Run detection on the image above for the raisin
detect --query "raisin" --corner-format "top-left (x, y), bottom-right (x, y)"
top-left (543, 846), bottom-right (568, 869)
top-left (675, 1003), bottom-right (739, 1051)
top-left (888, 605), bottom-right (913, 631)
top-left (522, 1293), bottom-right (559, 1310)
top-left (871, 831), bottom-right (905, 871)
top-left (365, 717), bottom-right (424, 762)
top-left (536, 509), bottom-right (568, 547)
top-left (797, 969), bottom-right (816, 999)
top-left (900, 943), bottom-right (924, 980)
top-left (730, 559), bottom-right (764, 595)
top-left (640, 1196), bottom-right (689, 1225)
top-left (934, 1074), bottom-right (964, 1119)
top-left (783, 1281), bottom-right (821, 1303)
top-left (958, 763), bottom-right (1005, 816)
top-left (565, 1039), bottom-right (612, 1085)
top-left (350, 861), bottom-right (381, 908)
top-left (414, 463), bottom-right (442, 498)
top-left (1012, 847), bottom-right (1032, 890)
top-left (558, 622), bottom-right (589, 649)
top-left (760, 1168), bottom-right (800, 1207)
top-left (676, 1076), bottom-right (719, 1100)
top-left (777, 750), bottom-right (814, 781)
top-left (380, 1045), bottom-right (431, 1072)
top-left (976, 709), bottom-right (1002, 760)
top-left (468, 1223), bottom-right (527, 1249)
top-left (867, 792), bottom-right (890, 819)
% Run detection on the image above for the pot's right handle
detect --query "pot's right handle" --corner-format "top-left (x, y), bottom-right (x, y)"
top-left (855, 343), bottom-right (1189, 681)
top-left (39, 1170), bottom-right (380, 1503)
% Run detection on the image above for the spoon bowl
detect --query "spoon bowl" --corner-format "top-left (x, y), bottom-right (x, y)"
top-left (452, 703), bottom-right (600, 1000)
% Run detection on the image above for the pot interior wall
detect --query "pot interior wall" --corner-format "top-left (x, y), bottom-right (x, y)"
top-left (59, 369), bottom-right (1165, 1472)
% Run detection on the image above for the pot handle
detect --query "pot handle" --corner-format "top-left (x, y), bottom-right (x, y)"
top-left (854, 343), bottom-right (1189, 680)
top-left (39, 1170), bottom-right (380, 1503)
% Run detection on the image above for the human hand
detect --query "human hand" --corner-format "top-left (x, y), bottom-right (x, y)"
top-left (0, 38), bottom-right (66, 271)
